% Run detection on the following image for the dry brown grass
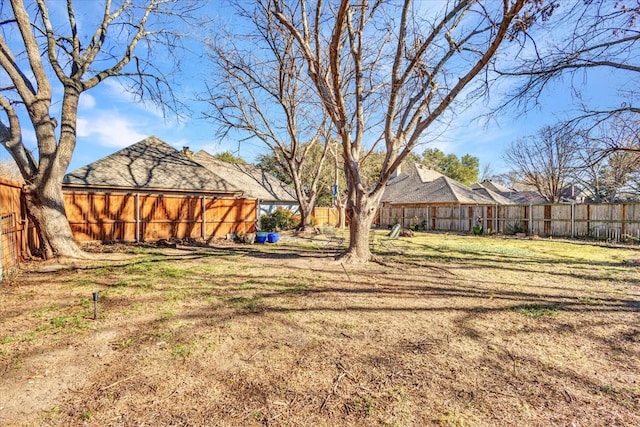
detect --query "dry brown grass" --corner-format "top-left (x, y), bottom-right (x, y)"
top-left (1, 232), bottom-right (639, 426)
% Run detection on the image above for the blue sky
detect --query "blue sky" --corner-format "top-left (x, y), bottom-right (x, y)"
top-left (0, 2), bottom-right (627, 179)
top-left (42, 64), bottom-right (618, 177)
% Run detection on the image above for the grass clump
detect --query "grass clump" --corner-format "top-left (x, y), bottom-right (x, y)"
top-left (512, 303), bottom-right (561, 318)
top-left (227, 295), bottom-right (261, 311)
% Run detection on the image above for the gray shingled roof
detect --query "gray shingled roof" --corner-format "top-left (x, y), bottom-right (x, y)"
top-left (382, 163), bottom-right (444, 203)
top-left (388, 176), bottom-right (498, 205)
top-left (476, 180), bottom-right (512, 194)
top-left (415, 163), bottom-right (445, 182)
top-left (507, 191), bottom-right (549, 204)
top-left (193, 151), bottom-right (297, 202)
top-left (473, 181), bottom-right (548, 204)
top-left (471, 187), bottom-right (514, 204)
top-left (383, 163), bottom-right (500, 205)
top-left (63, 136), bottom-right (241, 194)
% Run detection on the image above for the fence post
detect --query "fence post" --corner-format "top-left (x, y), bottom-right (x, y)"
top-left (426, 206), bottom-right (430, 230)
top-left (201, 196), bottom-right (206, 240)
top-left (571, 203), bottom-right (575, 239)
top-left (135, 192), bottom-right (140, 242)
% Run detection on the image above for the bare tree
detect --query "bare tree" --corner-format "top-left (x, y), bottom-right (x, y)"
top-left (269, 0), bottom-right (549, 262)
top-left (577, 117), bottom-right (640, 202)
top-left (496, 1), bottom-right (639, 152)
top-left (503, 125), bottom-right (582, 202)
top-left (204, 2), bottom-right (333, 232)
top-left (0, 0), bottom-right (201, 259)
top-left (257, 142), bottom-right (341, 208)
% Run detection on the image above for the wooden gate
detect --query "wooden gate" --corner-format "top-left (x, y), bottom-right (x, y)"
top-left (1, 213), bottom-right (19, 275)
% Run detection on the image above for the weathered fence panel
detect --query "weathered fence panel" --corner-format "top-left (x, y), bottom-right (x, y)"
top-left (204, 197), bottom-right (256, 238)
top-left (379, 202), bottom-right (640, 243)
top-left (139, 194), bottom-right (203, 241)
top-left (623, 204), bottom-right (640, 240)
top-left (1, 213), bottom-right (18, 276)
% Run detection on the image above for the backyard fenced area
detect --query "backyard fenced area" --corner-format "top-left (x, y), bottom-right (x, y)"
top-left (1, 178), bottom-right (341, 275)
top-left (0, 234), bottom-right (638, 426)
top-left (379, 202), bottom-right (640, 242)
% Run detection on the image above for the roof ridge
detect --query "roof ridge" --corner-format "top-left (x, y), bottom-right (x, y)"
top-left (439, 176), bottom-right (462, 202)
top-left (193, 150), bottom-right (296, 201)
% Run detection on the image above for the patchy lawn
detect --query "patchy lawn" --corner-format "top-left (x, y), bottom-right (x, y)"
top-left (1, 232), bottom-right (639, 426)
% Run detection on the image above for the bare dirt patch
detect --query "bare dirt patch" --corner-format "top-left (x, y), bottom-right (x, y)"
top-left (1, 234), bottom-right (639, 426)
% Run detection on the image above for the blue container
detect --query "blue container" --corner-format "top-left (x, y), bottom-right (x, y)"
top-left (255, 232), bottom-right (268, 244)
top-left (267, 232), bottom-right (280, 243)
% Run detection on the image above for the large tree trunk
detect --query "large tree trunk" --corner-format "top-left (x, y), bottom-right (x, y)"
top-left (340, 191), bottom-right (381, 263)
top-left (291, 168), bottom-right (320, 232)
top-left (23, 180), bottom-right (86, 260)
top-left (21, 87), bottom-right (87, 260)
top-left (297, 205), bottom-right (317, 233)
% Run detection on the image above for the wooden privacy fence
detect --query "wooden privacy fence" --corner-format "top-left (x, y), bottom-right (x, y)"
top-left (379, 203), bottom-right (640, 242)
top-left (0, 180), bottom-right (258, 274)
top-left (64, 191), bottom-right (257, 243)
top-left (312, 206), bottom-right (340, 227)
top-left (1, 178), bottom-right (39, 276)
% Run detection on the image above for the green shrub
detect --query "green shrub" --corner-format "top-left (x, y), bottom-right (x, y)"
top-left (259, 208), bottom-right (297, 231)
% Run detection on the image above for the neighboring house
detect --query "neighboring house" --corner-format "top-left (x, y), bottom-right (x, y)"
top-left (380, 163), bottom-right (511, 231)
top-left (382, 163), bottom-right (504, 206)
top-left (474, 180), bottom-right (548, 204)
top-left (382, 163), bottom-right (444, 204)
top-left (505, 190), bottom-right (549, 204)
top-left (193, 150), bottom-right (298, 218)
top-left (383, 175), bottom-right (507, 206)
top-left (471, 186), bottom-right (516, 205)
top-left (64, 136), bottom-right (241, 196)
top-left (472, 180), bottom-right (512, 194)
top-left (560, 184), bottom-right (588, 203)
top-left (62, 136), bottom-right (255, 242)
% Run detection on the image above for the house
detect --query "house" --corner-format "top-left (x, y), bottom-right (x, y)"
top-left (473, 180), bottom-right (548, 204)
top-left (382, 163), bottom-right (444, 204)
top-left (471, 185), bottom-right (517, 205)
top-left (62, 136), bottom-right (256, 242)
top-left (193, 150), bottom-right (298, 218)
top-left (64, 136), bottom-right (242, 195)
top-left (379, 163), bottom-right (512, 232)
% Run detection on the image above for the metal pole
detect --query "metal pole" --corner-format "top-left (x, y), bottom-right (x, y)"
top-left (93, 291), bottom-right (99, 320)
